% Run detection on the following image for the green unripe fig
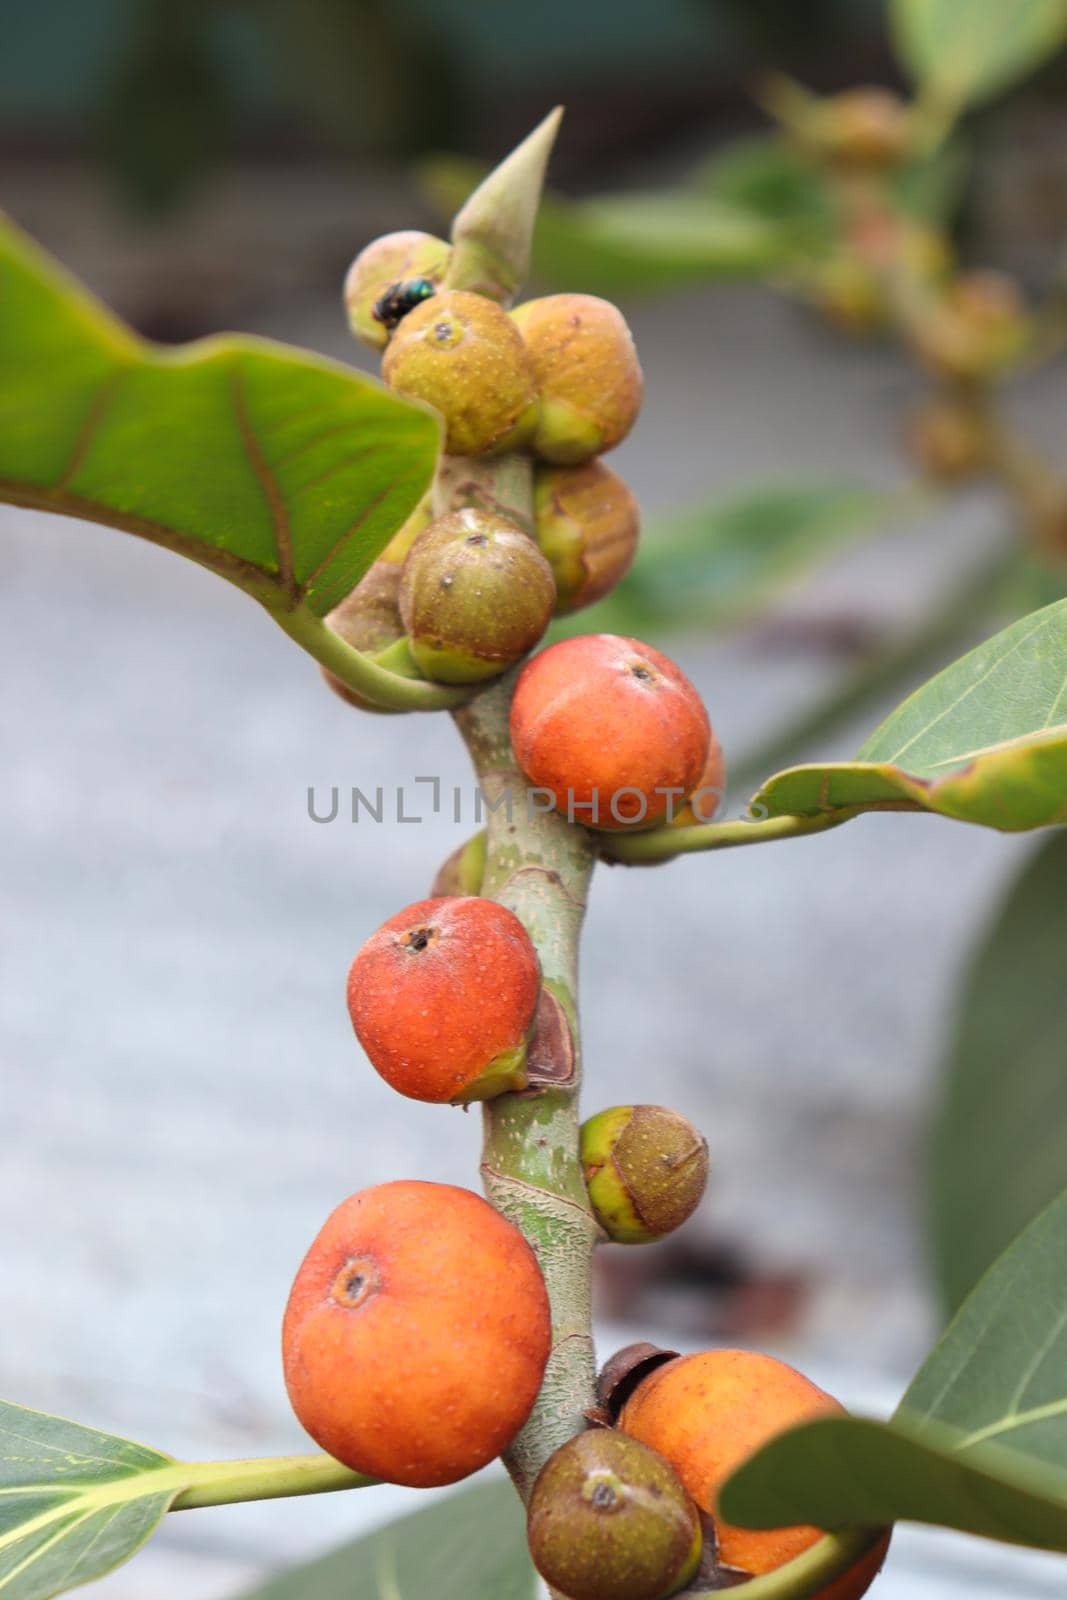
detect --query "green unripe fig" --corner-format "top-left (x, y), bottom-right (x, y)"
top-left (527, 1429), bottom-right (702, 1600)
top-left (399, 509), bottom-right (556, 683)
top-left (430, 830), bottom-right (488, 897)
top-left (382, 291), bottom-right (539, 456)
top-left (512, 294), bottom-right (643, 465)
top-left (321, 561), bottom-right (410, 714)
top-left (343, 231), bottom-right (452, 351)
top-left (534, 461), bottom-right (639, 614)
top-left (581, 1106), bottom-right (709, 1244)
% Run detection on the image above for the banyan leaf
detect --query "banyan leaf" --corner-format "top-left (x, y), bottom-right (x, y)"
top-left (235, 1477), bottom-right (535, 1600)
top-left (751, 598), bottom-right (1067, 832)
top-left (930, 830), bottom-right (1067, 1312)
top-left (0, 211), bottom-right (440, 618)
top-left (419, 157), bottom-right (791, 295)
top-left (890, 0), bottom-right (1067, 110)
top-left (720, 1186), bottom-right (1067, 1550)
top-left (0, 1399), bottom-right (372, 1600)
top-left (0, 1399), bottom-right (181, 1600)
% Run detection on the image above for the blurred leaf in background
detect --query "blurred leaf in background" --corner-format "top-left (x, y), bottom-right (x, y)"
top-left (550, 480), bottom-right (897, 641)
top-left (419, 155), bottom-right (795, 294)
top-left (929, 831), bottom-right (1067, 1313)
top-left (890, 0), bottom-right (1067, 111)
top-left (237, 1478), bottom-right (535, 1600)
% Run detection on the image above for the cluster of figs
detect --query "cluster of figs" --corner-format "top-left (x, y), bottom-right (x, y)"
top-left (279, 229), bottom-right (890, 1600)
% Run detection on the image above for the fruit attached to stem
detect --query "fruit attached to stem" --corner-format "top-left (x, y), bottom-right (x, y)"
top-left (344, 232), bottom-right (452, 350)
top-left (283, 1180), bottom-right (551, 1487)
top-left (511, 294), bottom-right (643, 464)
top-left (510, 634), bottom-right (711, 831)
top-left (382, 290), bottom-right (539, 455)
top-left (399, 508), bottom-right (556, 682)
top-left (581, 1106), bottom-right (709, 1244)
top-left (618, 1349), bottom-right (891, 1599)
top-left (534, 461), bottom-right (640, 613)
top-left (527, 1428), bottom-right (702, 1600)
top-left (347, 895), bottom-right (541, 1102)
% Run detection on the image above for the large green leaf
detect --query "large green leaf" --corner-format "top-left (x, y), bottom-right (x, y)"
top-left (0, 212), bottom-right (440, 617)
top-left (930, 831), bottom-right (1067, 1312)
top-left (550, 481), bottom-right (895, 642)
top-left (236, 1478), bottom-right (535, 1600)
top-left (890, 0), bottom-right (1067, 109)
top-left (752, 598), bottom-right (1067, 831)
top-left (419, 158), bottom-right (790, 294)
top-left (720, 1186), bottom-right (1067, 1548)
top-left (0, 1400), bottom-right (180, 1600)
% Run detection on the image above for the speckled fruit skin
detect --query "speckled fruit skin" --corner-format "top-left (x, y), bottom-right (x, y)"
top-left (347, 896), bottom-right (541, 1102)
top-left (510, 635), bottom-right (710, 831)
top-left (581, 1106), bottom-right (709, 1244)
top-left (527, 1429), bottom-right (702, 1600)
top-left (283, 1180), bottom-right (551, 1488)
top-left (619, 1350), bottom-right (891, 1597)
top-left (512, 294), bottom-right (643, 465)
top-left (382, 290), bottom-right (539, 455)
top-left (343, 231), bottom-right (452, 351)
top-left (321, 561), bottom-right (407, 714)
top-left (670, 733), bottom-right (727, 827)
top-left (534, 461), bottom-right (640, 614)
top-left (399, 509), bottom-right (556, 683)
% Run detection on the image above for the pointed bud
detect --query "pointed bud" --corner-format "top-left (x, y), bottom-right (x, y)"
top-left (446, 107), bottom-right (564, 303)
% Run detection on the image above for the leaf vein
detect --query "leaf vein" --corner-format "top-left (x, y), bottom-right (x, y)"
top-left (54, 369), bottom-right (129, 491)
top-left (230, 368), bottom-right (296, 600)
top-left (884, 616), bottom-right (1049, 766)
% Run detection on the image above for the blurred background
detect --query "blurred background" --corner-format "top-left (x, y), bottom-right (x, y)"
top-left (4, 1), bottom-right (1067, 1596)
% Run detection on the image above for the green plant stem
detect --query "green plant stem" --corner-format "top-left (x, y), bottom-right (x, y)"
top-left (434, 114), bottom-right (600, 1506)
top-left (690, 1529), bottom-right (884, 1600)
top-left (269, 601), bottom-right (473, 712)
top-left (171, 1453), bottom-right (375, 1511)
top-left (440, 455), bottom-right (600, 1501)
top-left (600, 808), bottom-right (861, 864)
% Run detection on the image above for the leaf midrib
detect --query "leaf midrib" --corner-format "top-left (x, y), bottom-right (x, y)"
top-left (0, 1463), bottom-right (185, 1591)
